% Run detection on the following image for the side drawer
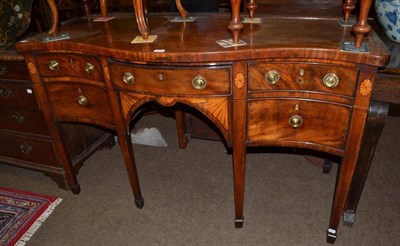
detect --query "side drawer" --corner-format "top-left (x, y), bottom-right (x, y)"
top-left (109, 63), bottom-right (231, 96)
top-left (248, 62), bottom-right (358, 97)
top-left (0, 60), bottom-right (30, 81)
top-left (0, 131), bottom-right (59, 167)
top-left (247, 99), bottom-right (351, 150)
top-left (0, 108), bottom-right (49, 136)
top-left (35, 53), bottom-right (103, 83)
top-left (46, 84), bottom-right (114, 126)
top-left (0, 81), bottom-right (39, 110)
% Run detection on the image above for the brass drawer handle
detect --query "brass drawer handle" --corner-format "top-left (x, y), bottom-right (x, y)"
top-left (265, 70), bottom-right (280, 84)
top-left (192, 75), bottom-right (207, 90)
top-left (123, 72), bottom-right (134, 85)
top-left (322, 73), bottom-right (339, 88)
top-left (289, 115), bottom-right (303, 128)
top-left (20, 143), bottom-right (32, 154)
top-left (11, 112), bottom-right (25, 124)
top-left (0, 87), bottom-right (13, 98)
top-left (77, 95), bottom-right (89, 106)
top-left (48, 60), bottom-right (60, 71)
top-left (85, 62), bottom-right (95, 74)
top-left (0, 66), bottom-right (7, 75)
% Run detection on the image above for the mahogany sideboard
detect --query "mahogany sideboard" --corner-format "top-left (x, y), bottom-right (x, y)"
top-left (0, 47), bottom-right (115, 192)
top-left (16, 13), bottom-right (390, 243)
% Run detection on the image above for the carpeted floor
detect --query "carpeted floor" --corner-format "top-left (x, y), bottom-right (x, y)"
top-left (0, 113), bottom-right (399, 245)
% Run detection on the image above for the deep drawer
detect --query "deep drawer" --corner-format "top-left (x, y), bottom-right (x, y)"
top-left (0, 81), bottom-right (39, 110)
top-left (0, 60), bottom-right (30, 81)
top-left (0, 131), bottom-right (59, 167)
top-left (0, 108), bottom-right (49, 136)
top-left (247, 99), bottom-right (351, 150)
top-left (248, 62), bottom-right (358, 97)
top-left (109, 63), bottom-right (231, 96)
top-left (46, 84), bottom-right (114, 126)
top-left (35, 53), bottom-right (103, 83)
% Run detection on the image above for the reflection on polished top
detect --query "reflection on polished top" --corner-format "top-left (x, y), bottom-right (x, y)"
top-left (17, 15), bottom-right (390, 67)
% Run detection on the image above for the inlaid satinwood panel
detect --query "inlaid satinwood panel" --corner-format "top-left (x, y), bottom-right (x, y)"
top-left (248, 62), bottom-right (358, 97)
top-left (109, 62), bottom-right (231, 96)
top-left (247, 99), bottom-right (351, 150)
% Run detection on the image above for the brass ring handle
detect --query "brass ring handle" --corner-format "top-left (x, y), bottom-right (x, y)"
top-left (0, 88), bottom-right (13, 98)
top-left (85, 63), bottom-right (95, 74)
top-left (48, 60), bottom-right (60, 71)
top-left (11, 112), bottom-right (25, 124)
top-left (123, 72), bottom-right (134, 85)
top-left (0, 66), bottom-right (7, 75)
top-left (77, 95), bottom-right (88, 106)
top-left (265, 70), bottom-right (280, 84)
top-left (289, 115), bottom-right (303, 128)
top-left (192, 76), bottom-right (207, 90)
top-left (20, 143), bottom-right (32, 154)
top-left (322, 73), bottom-right (339, 88)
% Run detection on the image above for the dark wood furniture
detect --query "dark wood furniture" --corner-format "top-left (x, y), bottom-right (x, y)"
top-left (0, 47), bottom-right (115, 192)
top-left (16, 9), bottom-right (390, 243)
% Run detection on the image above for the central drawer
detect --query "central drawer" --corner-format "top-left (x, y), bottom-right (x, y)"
top-left (247, 99), bottom-right (351, 150)
top-left (109, 62), bottom-right (231, 96)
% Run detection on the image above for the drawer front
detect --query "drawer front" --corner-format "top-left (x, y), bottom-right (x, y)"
top-left (248, 62), bottom-right (358, 96)
top-left (35, 54), bottom-right (103, 83)
top-left (0, 131), bottom-right (59, 167)
top-left (0, 60), bottom-right (30, 81)
top-left (0, 81), bottom-right (39, 110)
top-left (0, 108), bottom-right (49, 135)
top-left (109, 63), bottom-right (231, 96)
top-left (247, 99), bottom-right (351, 149)
top-left (46, 84), bottom-right (114, 126)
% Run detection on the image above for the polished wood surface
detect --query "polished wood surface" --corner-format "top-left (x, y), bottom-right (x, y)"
top-left (16, 14), bottom-right (390, 243)
top-left (17, 16), bottom-right (389, 66)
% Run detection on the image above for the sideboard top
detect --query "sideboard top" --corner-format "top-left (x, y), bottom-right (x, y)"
top-left (16, 14), bottom-right (390, 67)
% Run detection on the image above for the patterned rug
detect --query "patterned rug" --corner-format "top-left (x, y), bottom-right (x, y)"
top-left (0, 187), bottom-right (62, 246)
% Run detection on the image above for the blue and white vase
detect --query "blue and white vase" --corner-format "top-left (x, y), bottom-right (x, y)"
top-left (375, 0), bottom-right (400, 43)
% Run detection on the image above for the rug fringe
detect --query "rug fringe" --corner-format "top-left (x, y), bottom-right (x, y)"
top-left (15, 198), bottom-right (63, 246)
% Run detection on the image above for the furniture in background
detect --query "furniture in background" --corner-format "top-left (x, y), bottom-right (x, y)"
top-left (0, 47), bottom-right (115, 193)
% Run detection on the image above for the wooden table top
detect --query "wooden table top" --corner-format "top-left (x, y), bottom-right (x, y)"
top-left (16, 14), bottom-right (390, 67)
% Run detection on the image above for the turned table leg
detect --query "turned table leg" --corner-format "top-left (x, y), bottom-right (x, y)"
top-left (342, 0), bottom-right (356, 22)
top-left (343, 102), bottom-right (389, 226)
top-left (229, 0), bottom-right (244, 44)
top-left (79, 0), bottom-right (94, 16)
top-left (352, 0), bottom-right (373, 48)
top-left (247, 0), bottom-right (258, 19)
